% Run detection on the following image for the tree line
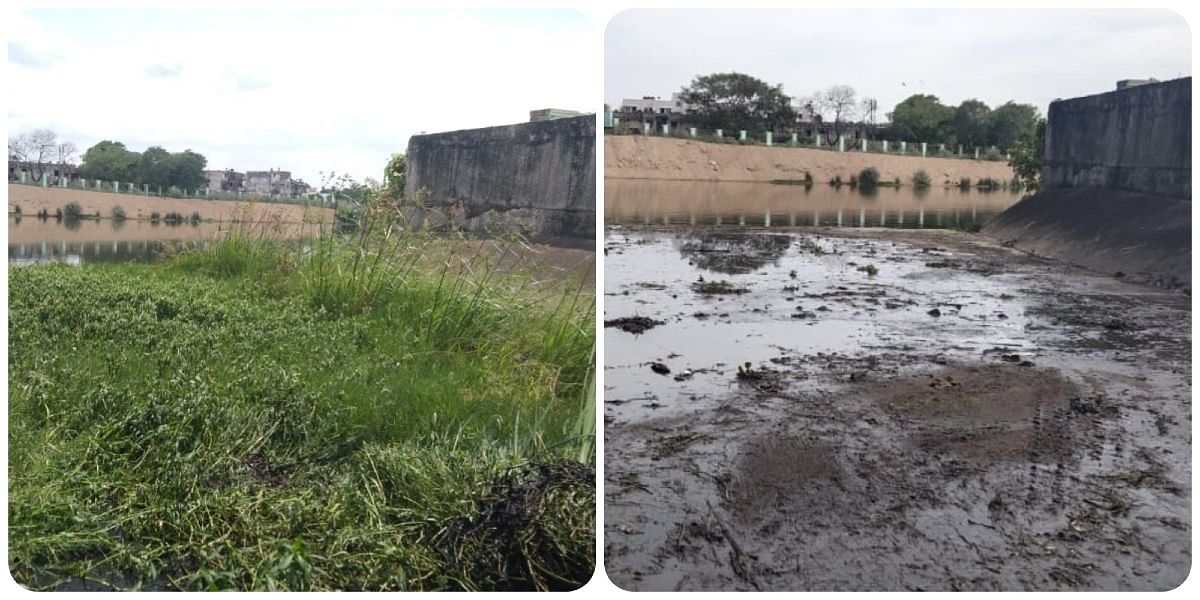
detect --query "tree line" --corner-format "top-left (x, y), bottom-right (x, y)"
top-left (78, 141), bottom-right (208, 190)
top-left (9, 131), bottom-right (209, 190)
top-left (674, 72), bottom-right (1042, 150)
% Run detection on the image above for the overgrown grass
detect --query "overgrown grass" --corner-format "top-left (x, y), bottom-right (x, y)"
top-left (8, 193), bottom-right (596, 591)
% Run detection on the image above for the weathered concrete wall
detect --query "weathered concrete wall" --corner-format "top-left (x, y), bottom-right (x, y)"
top-left (987, 78), bottom-right (1191, 287)
top-left (1043, 77), bottom-right (1190, 198)
top-left (403, 115), bottom-right (595, 246)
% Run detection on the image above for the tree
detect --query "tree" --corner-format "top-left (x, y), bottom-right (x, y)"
top-left (810, 85), bottom-right (861, 144)
top-left (383, 153), bottom-right (406, 199)
top-left (168, 150), bottom-right (207, 190)
top-left (887, 94), bottom-right (954, 144)
top-left (989, 102), bottom-right (1040, 150)
top-left (8, 129), bottom-right (64, 180)
top-left (137, 146), bottom-right (174, 188)
top-left (1008, 118), bottom-right (1046, 193)
top-left (79, 140), bottom-right (141, 183)
top-left (951, 99), bottom-right (992, 149)
top-left (678, 72), bottom-right (796, 133)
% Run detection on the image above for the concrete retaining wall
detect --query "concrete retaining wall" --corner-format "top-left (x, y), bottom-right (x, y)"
top-left (403, 115), bottom-right (595, 246)
top-left (1042, 77), bottom-right (1190, 198)
top-left (986, 78), bottom-right (1191, 287)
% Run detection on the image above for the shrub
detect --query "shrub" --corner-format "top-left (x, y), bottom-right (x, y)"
top-left (12, 205), bottom-right (21, 216)
top-left (803, 171), bottom-right (813, 185)
top-left (150, 211), bottom-right (161, 223)
top-left (63, 202), bottom-right (83, 221)
top-left (831, 175), bottom-right (843, 187)
top-left (53, 208), bottom-right (63, 220)
top-left (857, 167), bottom-right (880, 189)
top-left (958, 177), bottom-right (971, 190)
top-left (164, 212), bottom-right (185, 225)
top-left (848, 174), bottom-right (858, 187)
top-left (912, 170), bottom-right (931, 189)
top-left (191, 211), bottom-right (202, 225)
top-left (977, 177), bottom-right (999, 190)
top-left (111, 205), bottom-right (127, 221)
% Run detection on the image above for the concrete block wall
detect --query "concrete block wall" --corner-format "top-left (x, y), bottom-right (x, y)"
top-left (1043, 77), bottom-right (1190, 199)
top-left (403, 115), bottom-right (596, 245)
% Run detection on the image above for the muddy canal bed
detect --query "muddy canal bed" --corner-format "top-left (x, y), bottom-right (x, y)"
top-left (603, 226), bottom-right (1190, 591)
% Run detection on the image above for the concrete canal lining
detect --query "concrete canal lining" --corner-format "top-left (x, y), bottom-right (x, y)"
top-left (986, 77), bottom-right (1191, 287)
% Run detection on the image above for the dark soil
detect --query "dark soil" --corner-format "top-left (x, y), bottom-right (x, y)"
top-left (606, 316), bottom-right (665, 334)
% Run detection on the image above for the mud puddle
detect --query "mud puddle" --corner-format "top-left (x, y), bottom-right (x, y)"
top-left (604, 226), bottom-right (1190, 591)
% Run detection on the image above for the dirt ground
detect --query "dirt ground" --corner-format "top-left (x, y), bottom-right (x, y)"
top-left (603, 225), bottom-right (1190, 591)
top-left (605, 136), bottom-right (1016, 185)
top-left (7, 184), bottom-right (331, 223)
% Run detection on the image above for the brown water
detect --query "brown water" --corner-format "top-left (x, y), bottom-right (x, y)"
top-left (7, 217), bottom-right (322, 265)
top-left (604, 179), bottom-right (1022, 229)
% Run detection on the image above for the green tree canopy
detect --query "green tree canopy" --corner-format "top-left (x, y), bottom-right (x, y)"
top-left (989, 102), bottom-right (1041, 150)
top-left (678, 72), bottom-right (796, 132)
top-left (951, 99), bottom-right (992, 149)
top-left (887, 94), bottom-right (954, 144)
top-left (137, 146), bottom-right (174, 188)
top-left (169, 149), bottom-right (208, 190)
top-left (78, 140), bottom-right (140, 183)
top-left (79, 141), bottom-right (208, 189)
top-left (1008, 117), bottom-right (1046, 193)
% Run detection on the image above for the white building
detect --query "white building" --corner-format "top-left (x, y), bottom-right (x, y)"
top-left (620, 93), bottom-right (690, 115)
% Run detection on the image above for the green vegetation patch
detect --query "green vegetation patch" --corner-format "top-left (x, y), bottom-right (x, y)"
top-left (8, 227), bottom-right (595, 590)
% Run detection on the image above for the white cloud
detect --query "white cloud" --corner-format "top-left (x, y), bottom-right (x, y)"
top-left (7, 8), bottom-right (596, 185)
top-left (605, 8), bottom-right (1191, 119)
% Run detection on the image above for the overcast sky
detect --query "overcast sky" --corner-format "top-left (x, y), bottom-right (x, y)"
top-left (606, 8), bottom-right (1190, 118)
top-left (7, 8), bottom-right (595, 185)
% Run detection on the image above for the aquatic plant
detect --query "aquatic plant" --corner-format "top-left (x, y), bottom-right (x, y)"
top-left (149, 211), bottom-right (161, 223)
top-left (857, 167), bottom-right (880, 189)
top-left (111, 205), bottom-right (127, 221)
top-left (912, 170), bottom-right (931, 189)
top-left (63, 202), bottom-right (83, 221)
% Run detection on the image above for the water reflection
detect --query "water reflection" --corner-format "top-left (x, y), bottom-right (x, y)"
top-left (8, 217), bottom-right (321, 265)
top-left (604, 179), bottom-right (1021, 229)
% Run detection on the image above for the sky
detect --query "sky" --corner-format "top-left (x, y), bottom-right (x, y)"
top-left (606, 8), bottom-right (1191, 119)
top-left (7, 8), bottom-right (596, 185)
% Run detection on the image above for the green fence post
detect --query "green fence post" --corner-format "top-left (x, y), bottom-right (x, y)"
top-left (41, 173), bottom-right (48, 187)
top-left (715, 128), bottom-right (723, 139)
top-left (838, 136), bottom-right (845, 152)
top-left (974, 147), bottom-right (980, 160)
top-left (738, 130), bottom-right (746, 141)
top-left (791, 133), bottom-right (798, 145)
top-left (60, 177), bottom-right (67, 188)
top-left (765, 132), bottom-right (772, 146)
top-left (815, 135), bottom-right (821, 148)
top-left (861, 139), bottom-right (867, 152)
top-left (958, 145), bottom-right (963, 157)
top-left (661, 124), bottom-right (670, 135)
top-left (882, 140), bottom-right (888, 153)
top-left (19, 171), bottom-right (27, 184)
top-left (900, 141), bottom-right (906, 154)
top-left (921, 142), bottom-right (926, 157)
top-left (642, 122), bottom-right (651, 135)
top-left (689, 127), bottom-right (696, 138)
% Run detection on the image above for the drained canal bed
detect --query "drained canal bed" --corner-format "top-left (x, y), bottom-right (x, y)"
top-left (603, 225), bottom-right (1190, 591)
